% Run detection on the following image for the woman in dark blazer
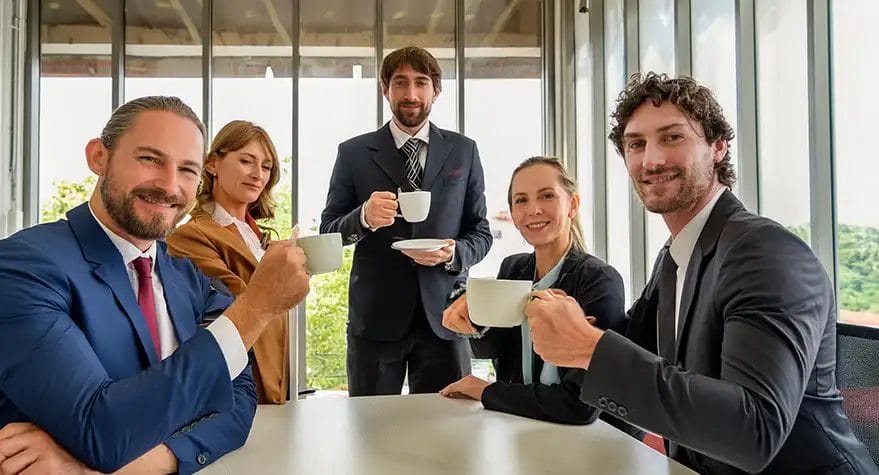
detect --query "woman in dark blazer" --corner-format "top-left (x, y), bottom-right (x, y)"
top-left (441, 157), bottom-right (637, 434)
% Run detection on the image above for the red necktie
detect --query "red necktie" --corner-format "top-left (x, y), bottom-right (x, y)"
top-left (132, 257), bottom-right (162, 358)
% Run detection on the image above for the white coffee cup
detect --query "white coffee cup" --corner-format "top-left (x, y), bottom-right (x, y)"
top-left (397, 190), bottom-right (431, 223)
top-left (466, 277), bottom-right (533, 328)
top-left (294, 233), bottom-right (343, 275)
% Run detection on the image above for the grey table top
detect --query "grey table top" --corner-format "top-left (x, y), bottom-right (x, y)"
top-left (202, 393), bottom-right (695, 475)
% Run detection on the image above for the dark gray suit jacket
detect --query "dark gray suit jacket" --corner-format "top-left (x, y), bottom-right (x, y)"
top-left (579, 191), bottom-right (877, 474)
top-left (320, 123), bottom-right (492, 341)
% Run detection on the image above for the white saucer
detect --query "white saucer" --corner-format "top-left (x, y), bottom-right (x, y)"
top-left (391, 238), bottom-right (448, 252)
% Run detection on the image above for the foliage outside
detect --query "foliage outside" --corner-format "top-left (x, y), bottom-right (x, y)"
top-left (39, 176), bottom-right (879, 390)
top-left (789, 224), bottom-right (879, 313)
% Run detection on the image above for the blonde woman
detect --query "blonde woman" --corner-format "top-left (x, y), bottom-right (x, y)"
top-left (441, 157), bottom-right (636, 434)
top-left (167, 120), bottom-right (288, 404)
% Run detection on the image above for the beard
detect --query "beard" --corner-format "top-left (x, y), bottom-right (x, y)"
top-left (99, 170), bottom-right (187, 240)
top-left (635, 154), bottom-right (715, 214)
top-left (391, 100), bottom-right (432, 128)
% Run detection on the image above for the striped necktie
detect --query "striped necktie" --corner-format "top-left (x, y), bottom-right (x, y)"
top-left (402, 138), bottom-right (423, 191)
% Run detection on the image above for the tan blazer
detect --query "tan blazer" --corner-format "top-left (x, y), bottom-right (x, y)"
top-left (166, 212), bottom-right (288, 404)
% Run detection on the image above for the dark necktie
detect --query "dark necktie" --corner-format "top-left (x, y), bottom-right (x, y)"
top-left (656, 246), bottom-right (678, 362)
top-left (133, 257), bottom-right (162, 359)
top-left (402, 138), bottom-right (423, 191)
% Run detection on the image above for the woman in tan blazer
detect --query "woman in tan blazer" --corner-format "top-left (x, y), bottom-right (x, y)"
top-left (167, 120), bottom-right (289, 404)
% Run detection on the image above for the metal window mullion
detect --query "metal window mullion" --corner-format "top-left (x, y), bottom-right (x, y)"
top-left (560, 0), bottom-right (577, 169)
top-left (623, 0), bottom-right (646, 292)
top-left (202, 0), bottom-right (211, 134)
top-left (22, 0), bottom-right (38, 227)
top-left (375, 0), bottom-right (383, 129)
top-left (590, 0), bottom-right (608, 261)
top-left (7, 0), bottom-right (27, 235)
top-left (111, 0), bottom-right (124, 109)
top-left (734, 0), bottom-right (759, 213)
top-left (455, 0), bottom-right (464, 134)
top-left (290, 0), bottom-right (306, 397)
top-left (674, 0), bottom-right (691, 76)
top-left (541, 0), bottom-right (555, 156)
top-left (806, 0), bottom-right (837, 290)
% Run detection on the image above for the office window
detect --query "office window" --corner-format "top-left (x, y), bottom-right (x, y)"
top-left (692, 0), bottom-right (738, 196)
top-left (604, 0), bottom-right (632, 300)
top-left (39, 0), bottom-right (113, 222)
top-left (755, 0), bottom-right (810, 250)
top-left (382, 0), bottom-right (456, 131)
top-left (124, 0), bottom-right (202, 117)
top-left (464, 0), bottom-right (542, 279)
top-left (212, 0), bottom-right (294, 235)
top-left (832, 0), bottom-right (879, 327)
top-left (574, 7), bottom-right (595, 250)
top-left (639, 0), bottom-right (675, 279)
top-left (299, 0), bottom-right (377, 391)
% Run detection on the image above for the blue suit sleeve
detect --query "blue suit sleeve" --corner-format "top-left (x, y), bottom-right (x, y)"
top-left (164, 366), bottom-right (257, 474)
top-left (0, 239), bottom-right (239, 473)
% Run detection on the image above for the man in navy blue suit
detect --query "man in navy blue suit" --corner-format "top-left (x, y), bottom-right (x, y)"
top-left (321, 46), bottom-right (492, 396)
top-left (0, 96), bottom-right (310, 474)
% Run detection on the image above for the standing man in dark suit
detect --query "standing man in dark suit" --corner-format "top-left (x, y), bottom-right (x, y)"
top-left (321, 46), bottom-right (492, 396)
top-left (525, 73), bottom-right (877, 474)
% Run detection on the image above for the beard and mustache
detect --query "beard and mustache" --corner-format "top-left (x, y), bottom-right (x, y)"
top-left (634, 152), bottom-right (716, 214)
top-left (391, 99), bottom-right (432, 128)
top-left (100, 168), bottom-right (188, 240)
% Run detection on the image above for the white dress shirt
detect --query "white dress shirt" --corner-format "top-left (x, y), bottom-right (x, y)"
top-left (668, 188), bottom-right (725, 339)
top-left (88, 204), bottom-right (247, 379)
top-left (205, 201), bottom-right (265, 261)
top-left (360, 120), bottom-right (431, 230)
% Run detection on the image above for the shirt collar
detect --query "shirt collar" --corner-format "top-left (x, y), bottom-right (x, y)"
top-left (204, 201), bottom-right (237, 227)
top-left (669, 188), bottom-right (725, 268)
top-left (88, 202), bottom-right (157, 268)
top-left (388, 119), bottom-right (431, 150)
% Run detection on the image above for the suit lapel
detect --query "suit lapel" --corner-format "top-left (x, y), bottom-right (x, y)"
top-left (674, 190), bottom-right (745, 359)
top-left (368, 124), bottom-right (405, 189)
top-left (421, 124), bottom-right (453, 191)
top-left (67, 204), bottom-right (159, 365)
top-left (154, 243), bottom-right (195, 342)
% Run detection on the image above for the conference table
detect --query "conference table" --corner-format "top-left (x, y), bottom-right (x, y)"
top-left (203, 393), bottom-right (695, 474)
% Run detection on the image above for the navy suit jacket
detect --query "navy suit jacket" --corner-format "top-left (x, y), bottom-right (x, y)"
top-left (0, 204), bottom-right (257, 474)
top-left (320, 123), bottom-right (492, 341)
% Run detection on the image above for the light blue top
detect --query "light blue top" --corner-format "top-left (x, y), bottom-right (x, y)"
top-left (521, 253), bottom-right (567, 385)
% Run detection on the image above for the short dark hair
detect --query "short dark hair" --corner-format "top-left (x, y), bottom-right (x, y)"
top-left (380, 46), bottom-right (443, 93)
top-left (608, 72), bottom-right (737, 188)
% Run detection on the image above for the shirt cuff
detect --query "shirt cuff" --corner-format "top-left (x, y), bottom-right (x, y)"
top-left (444, 248), bottom-right (461, 273)
top-left (206, 315), bottom-right (248, 380)
top-left (359, 204), bottom-right (373, 231)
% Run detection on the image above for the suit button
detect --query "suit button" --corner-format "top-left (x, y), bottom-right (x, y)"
top-left (197, 453), bottom-right (209, 465)
top-left (607, 401), bottom-right (618, 412)
top-left (171, 431), bottom-right (181, 438)
top-left (182, 425), bottom-right (193, 433)
top-left (617, 405), bottom-right (628, 417)
top-left (598, 396), bottom-right (608, 408)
